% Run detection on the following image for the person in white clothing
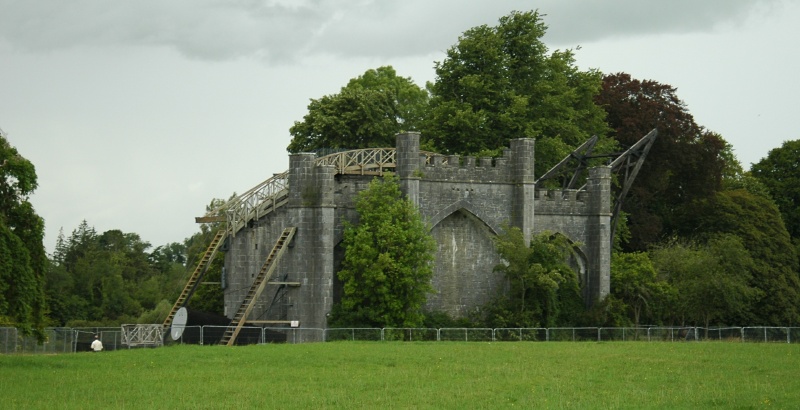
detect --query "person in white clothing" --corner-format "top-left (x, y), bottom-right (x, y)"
top-left (90, 335), bottom-right (103, 352)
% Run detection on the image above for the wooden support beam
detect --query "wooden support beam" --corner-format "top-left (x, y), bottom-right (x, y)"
top-left (195, 216), bottom-right (226, 223)
top-left (244, 320), bottom-right (296, 324)
top-left (268, 281), bottom-right (301, 286)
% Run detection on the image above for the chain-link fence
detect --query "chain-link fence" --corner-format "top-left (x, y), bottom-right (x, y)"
top-left (0, 327), bottom-right (125, 354)
top-left (3, 326), bottom-right (799, 354)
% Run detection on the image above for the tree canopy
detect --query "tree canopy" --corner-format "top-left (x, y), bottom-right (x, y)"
top-left (610, 251), bottom-right (671, 327)
top-left (676, 189), bottom-right (800, 325)
top-left (423, 10), bottom-right (613, 175)
top-left (650, 235), bottom-right (759, 328)
top-left (46, 220), bottom-right (197, 326)
top-left (0, 133), bottom-right (46, 339)
top-left (596, 73), bottom-right (728, 251)
top-left (484, 227), bottom-right (583, 328)
top-left (287, 66), bottom-right (428, 153)
top-left (751, 139), bottom-right (800, 240)
top-left (333, 174), bottom-right (436, 328)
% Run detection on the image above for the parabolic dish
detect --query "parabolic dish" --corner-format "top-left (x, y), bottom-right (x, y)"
top-left (171, 307), bottom-right (188, 340)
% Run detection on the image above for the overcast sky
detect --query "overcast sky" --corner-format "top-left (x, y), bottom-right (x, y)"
top-left (1, 0), bottom-right (797, 253)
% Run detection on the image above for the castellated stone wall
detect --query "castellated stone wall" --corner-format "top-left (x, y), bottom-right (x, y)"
top-left (223, 133), bottom-right (611, 341)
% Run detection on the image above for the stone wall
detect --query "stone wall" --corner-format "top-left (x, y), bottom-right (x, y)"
top-left (223, 132), bottom-right (611, 340)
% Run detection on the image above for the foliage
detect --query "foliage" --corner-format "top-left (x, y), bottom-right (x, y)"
top-left (676, 190), bottom-right (800, 325)
top-left (596, 73), bottom-right (728, 251)
top-left (287, 66), bottom-right (428, 153)
top-left (610, 251), bottom-right (673, 326)
top-left (334, 174), bottom-right (436, 328)
top-left (751, 139), bottom-right (800, 239)
top-left (423, 10), bottom-right (613, 175)
top-left (651, 235), bottom-right (760, 328)
top-left (0, 134), bottom-right (46, 340)
top-left (484, 227), bottom-right (583, 328)
top-left (45, 220), bottom-right (194, 326)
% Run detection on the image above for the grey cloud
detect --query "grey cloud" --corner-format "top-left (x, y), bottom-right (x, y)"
top-left (0, 0), bottom-right (331, 61)
top-left (542, 0), bottom-right (784, 46)
top-left (0, 0), bottom-right (784, 62)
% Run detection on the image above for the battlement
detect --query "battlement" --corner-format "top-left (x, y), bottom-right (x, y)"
top-left (420, 152), bottom-right (513, 183)
top-left (219, 132), bottom-right (614, 341)
top-left (534, 188), bottom-right (588, 215)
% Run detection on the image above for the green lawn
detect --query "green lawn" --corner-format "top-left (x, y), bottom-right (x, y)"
top-left (2, 342), bottom-right (798, 409)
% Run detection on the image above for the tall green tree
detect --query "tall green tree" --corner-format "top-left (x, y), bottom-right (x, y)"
top-left (0, 132), bottom-right (46, 339)
top-left (750, 139), bottom-right (800, 240)
top-left (650, 235), bottom-right (759, 329)
top-left (334, 174), bottom-right (436, 328)
top-left (45, 221), bottom-right (190, 326)
top-left (676, 190), bottom-right (800, 325)
top-left (423, 10), bottom-right (612, 174)
top-left (486, 227), bottom-right (583, 328)
top-left (596, 73), bottom-right (728, 251)
top-left (287, 66), bottom-right (428, 153)
top-left (611, 251), bottom-right (673, 327)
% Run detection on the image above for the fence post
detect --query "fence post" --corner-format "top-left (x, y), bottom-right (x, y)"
top-left (740, 327), bottom-right (744, 342)
top-left (597, 327), bottom-right (601, 342)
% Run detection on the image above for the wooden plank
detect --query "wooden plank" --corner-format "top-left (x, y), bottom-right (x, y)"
top-left (244, 320), bottom-right (295, 324)
top-left (268, 281), bottom-right (301, 286)
top-left (195, 216), bottom-right (226, 223)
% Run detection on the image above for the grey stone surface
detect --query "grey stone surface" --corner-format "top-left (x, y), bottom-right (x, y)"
top-left (223, 133), bottom-right (611, 340)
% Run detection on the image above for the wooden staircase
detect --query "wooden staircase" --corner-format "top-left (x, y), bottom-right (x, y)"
top-left (219, 227), bottom-right (296, 346)
top-left (162, 230), bottom-right (227, 329)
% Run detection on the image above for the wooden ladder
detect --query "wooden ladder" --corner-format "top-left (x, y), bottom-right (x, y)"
top-left (162, 230), bottom-right (227, 328)
top-left (219, 227), bottom-right (296, 346)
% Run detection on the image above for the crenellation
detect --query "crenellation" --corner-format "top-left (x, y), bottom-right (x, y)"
top-left (222, 132), bottom-right (612, 341)
top-left (448, 155), bottom-right (460, 166)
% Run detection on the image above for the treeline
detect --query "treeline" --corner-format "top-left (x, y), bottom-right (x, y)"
top-left (43, 220), bottom-right (224, 328)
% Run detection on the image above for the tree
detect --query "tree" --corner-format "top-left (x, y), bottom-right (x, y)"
top-left (287, 66), bottom-right (428, 153)
top-left (650, 235), bottom-right (759, 329)
top-left (676, 190), bottom-right (800, 325)
top-left (596, 73), bottom-right (728, 251)
top-left (334, 174), bottom-right (436, 328)
top-left (751, 139), bottom-right (800, 240)
top-left (423, 10), bottom-right (612, 175)
top-left (610, 251), bottom-right (672, 327)
top-left (486, 227), bottom-right (583, 328)
top-left (45, 220), bottom-right (197, 326)
top-left (0, 132), bottom-right (46, 339)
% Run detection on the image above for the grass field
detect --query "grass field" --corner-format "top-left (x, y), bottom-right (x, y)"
top-left (1, 341), bottom-right (798, 409)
